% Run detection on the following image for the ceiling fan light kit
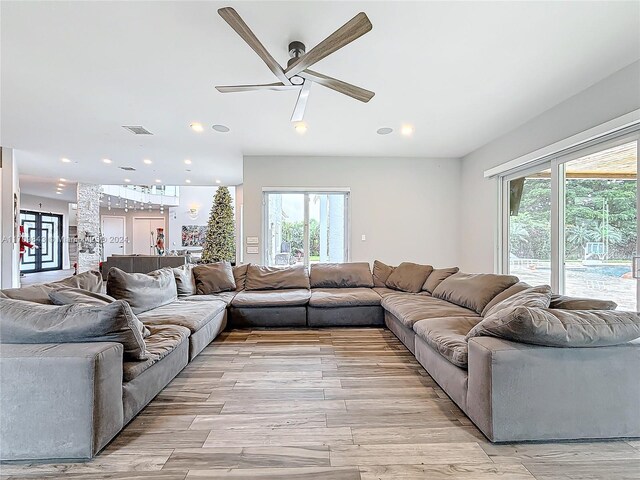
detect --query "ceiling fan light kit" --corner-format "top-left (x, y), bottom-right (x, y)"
top-left (216, 7), bottom-right (375, 123)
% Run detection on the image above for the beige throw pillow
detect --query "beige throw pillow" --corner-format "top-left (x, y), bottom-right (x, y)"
top-left (432, 272), bottom-right (519, 314)
top-left (385, 262), bottom-right (433, 293)
top-left (372, 261), bottom-right (395, 288)
top-left (482, 285), bottom-right (552, 318)
top-left (422, 267), bottom-right (459, 293)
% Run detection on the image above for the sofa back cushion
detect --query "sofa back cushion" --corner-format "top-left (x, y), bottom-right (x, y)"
top-left (233, 264), bottom-right (249, 291)
top-left (550, 295), bottom-right (617, 311)
top-left (0, 298), bottom-right (148, 360)
top-left (310, 262), bottom-right (374, 288)
top-left (245, 264), bottom-right (310, 291)
top-left (107, 267), bottom-right (177, 314)
top-left (480, 281), bottom-right (531, 316)
top-left (432, 272), bottom-right (519, 314)
top-left (193, 262), bottom-right (237, 294)
top-left (466, 306), bottom-right (640, 347)
top-left (0, 270), bottom-right (103, 304)
top-left (422, 267), bottom-right (459, 293)
top-left (385, 262), bottom-right (433, 293)
top-left (372, 260), bottom-right (395, 287)
top-left (173, 264), bottom-right (196, 297)
top-left (49, 288), bottom-right (117, 306)
top-left (483, 285), bottom-right (552, 318)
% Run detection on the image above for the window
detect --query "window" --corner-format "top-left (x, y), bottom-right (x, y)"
top-left (500, 132), bottom-right (640, 310)
top-left (263, 190), bottom-right (349, 267)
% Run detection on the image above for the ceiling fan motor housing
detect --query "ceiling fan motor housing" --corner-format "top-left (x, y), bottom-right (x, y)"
top-left (288, 41), bottom-right (306, 59)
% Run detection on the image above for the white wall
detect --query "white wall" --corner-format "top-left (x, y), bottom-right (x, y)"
top-left (100, 208), bottom-right (169, 256)
top-left (0, 147), bottom-right (20, 288)
top-left (459, 61), bottom-right (640, 273)
top-left (243, 156), bottom-right (461, 267)
top-left (167, 186), bottom-right (236, 252)
top-left (20, 193), bottom-right (72, 269)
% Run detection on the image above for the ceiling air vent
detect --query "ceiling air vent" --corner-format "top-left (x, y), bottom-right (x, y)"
top-left (122, 125), bottom-right (153, 135)
top-left (120, 166), bottom-right (136, 172)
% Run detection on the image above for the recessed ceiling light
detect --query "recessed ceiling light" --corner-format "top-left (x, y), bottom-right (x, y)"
top-left (190, 123), bottom-right (204, 132)
top-left (155, 179), bottom-right (162, 183)
top-left (124, 178), bottom-right (131, 183)
top-left (186, 179), bottom-right (191, 184)
top-left (143, 159), bottom-right (152, 165)
top-left (377, 127), bottom-right (393, 135)
top-left (61, 157), bottom-right (71, 163)
top-left (102, 158), bottom-right (112, 164)
top-left (56, 191), bottom-right (62, 194)
top-left (401, 125), bottom-right (414, 136)
top-left (58, 183), bottom-right (65, 187)
top-left (212, 124), bottom-right (230, 133)
top-left (56, 187), bottom-right (63, 191)
top-left (184, 159), bottom-right (192, 165)
top-left (215, 179), bottom-right (221, 184)
top-left (59, 178), bottom-right (67, 182)
top-left (294, 122), bottom-right (307, 134)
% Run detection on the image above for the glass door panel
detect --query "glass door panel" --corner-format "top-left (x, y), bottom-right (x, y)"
top-left (507, 168), bottom-right (552, 285)
top-left (308, 193), bottom-right (347, 264)
top-left (563, 141), bottom-right (638, 311)
top-left (265, 193), bottom-right (305, 266)
top-left (19, 211), bottom-right (63, 272)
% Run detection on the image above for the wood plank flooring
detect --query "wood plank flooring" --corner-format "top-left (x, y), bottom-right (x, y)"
top-left (2, 328), bottom-right (639, 479)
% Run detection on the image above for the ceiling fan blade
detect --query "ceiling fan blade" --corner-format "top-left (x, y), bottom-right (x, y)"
top-left (299, 70), bottom-right (374, 103)
top-left (216, 82), bottom-right (301, 93)
top-left (291, 81), bottom-right (312, 122)
top-left (218, 7), bottom-right (291, 85)
top-left (285, 12), bottom-right (372, 77)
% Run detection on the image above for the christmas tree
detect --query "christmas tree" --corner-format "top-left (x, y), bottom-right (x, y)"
top-left (201, 186), bottom-right (236, 263)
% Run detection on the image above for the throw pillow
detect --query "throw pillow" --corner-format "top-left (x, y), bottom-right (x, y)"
top-left (385, 262), bottom-right (434, 293)
top-left (0, 298), bottom-right (148, 360)
top-left (422, 267), bottom-right (459, 293)
top-left (193, 262), bottom-right (237, 294)
top-left (173, 264), bottom-right (196, 297)
top-left (233, 264), bottom-right (249, 291)
top-left (432, 272), bottom-right (519, 314)
top-left (466, 305), bottom-right (640, 347)
top-left (107, 267), bottom-right (177, 314)
top-left (372, 260), bottom-right (394, 287)
top-left (482, 285), bottom-right (552, 318)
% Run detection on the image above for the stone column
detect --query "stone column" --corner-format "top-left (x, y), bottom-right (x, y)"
top-left (77, 183), bottom-right (101, 272)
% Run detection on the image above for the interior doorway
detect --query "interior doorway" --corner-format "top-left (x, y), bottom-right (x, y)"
top-left (132, 217), bottom-right (165, 255)
top-left (101, 216), bottom-right (126, 260)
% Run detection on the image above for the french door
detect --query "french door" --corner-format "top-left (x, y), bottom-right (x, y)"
top-left (501, 132), bottom-right (640, 310)
top-left (20, 211), bottom-right (63, 273)
top-left (263, 190), bottom-right (349, 267)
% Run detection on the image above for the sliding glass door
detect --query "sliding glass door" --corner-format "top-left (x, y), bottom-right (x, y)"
top-left (263, 190), bottom-right (349, 267)
top-left (502, 133), bottom-right (639, 310)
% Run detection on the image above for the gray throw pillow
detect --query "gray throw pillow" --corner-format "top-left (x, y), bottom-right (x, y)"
top-left (372, 260), bottom-right (395, 288)
top-left (550, 295), bottom-right (617, 311)
top-left (482, 285), bottom-right (552, 318)
top-left (173, 264), bottom-right (196, 297)
top-left (193, 262), bottom-right (237, 294)
top-left (433, 272), bottom-right (519, 314)
top-left (107, 267), bottom-right (177, 314)
top-left (385, 262), bottom-right (433, 293)
top-left (245, 264), bottom-right (310, 291)
top-left (310, 262), bottom-right (374, 288)
top-left (422, 267), bottom-right (459, 293)
top-left (466, 306), bottom-right (640, 347)
top-left (49, 287), bottom-right (151, 337)
top-left (481, 281), bottom-right (532, 316)
top-left (233, 264), bottom-right (249, 291)
top-left (0, 298), bottom-right (148, 360)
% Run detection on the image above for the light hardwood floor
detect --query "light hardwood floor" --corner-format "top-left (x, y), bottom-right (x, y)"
top-left (2, 328), bottom-right (639, 479)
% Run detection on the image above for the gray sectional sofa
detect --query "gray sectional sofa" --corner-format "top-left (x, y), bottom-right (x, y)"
top-left (1, 261), bottom-right (639, 461)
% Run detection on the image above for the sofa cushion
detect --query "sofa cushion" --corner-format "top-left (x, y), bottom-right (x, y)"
top-left (432, 272), bottom-right (519, 314)
top-left (173, 264), bottom-right (196, 297)
top-left (245, 264), bottom-right (310, 291)
top-left (413, 316), bottom-right (481, 368)
top-left (231, 289), bottom-right (311, 308)
top-left (483, 285), bottom-right (552, 318)
top-left (372, 260), bottom-right (394, 287)
top-left (385, 262), bottom-right (433, 293)
top-left (233, 264), bottom-right (249, 291)
top-left (48, 288), bottom-right (116, 307)
top-left (550, 295), bottom-right (618, 311)
top-left (381, 294), bottom-right (479, 329)
top-left (309, 288), bottom-right (381, 307)
top-left (193, 262), bottom-right (236, 294)
top-left (0, 270), bottom-right (103, 304)
top-left (137, 299), bottom-right (226, 333)
top-left (466, 306), bottom-right (640, 347)
top-left (122, 324), bottom-right (190, 382)
top-left (373, 286), bottom-right (400, 298)
top-left (309, 263), bottom-right (374, 288)
top-left (184, 291), bottom-right (237, 305)
top-left (481, 281), bottom-right (532, 316)
top-left (422, 267), bottom-right (459, 293)
top-left (0, 298), bottom-right (148, 360)
top-left (107, 267), bottom-right (177, 314)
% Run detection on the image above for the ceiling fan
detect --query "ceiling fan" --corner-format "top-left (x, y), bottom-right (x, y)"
top-left (215, 7), bottom-right (375, 122)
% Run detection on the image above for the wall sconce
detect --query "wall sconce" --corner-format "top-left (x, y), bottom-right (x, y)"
top-left (188, 208), bottom-right (199, 220)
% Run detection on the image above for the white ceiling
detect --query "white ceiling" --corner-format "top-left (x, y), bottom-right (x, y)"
top-left (2, 1), bottom-right (639, 194)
